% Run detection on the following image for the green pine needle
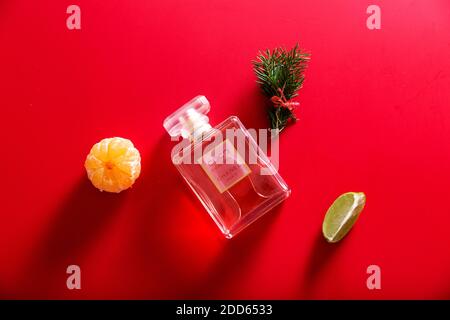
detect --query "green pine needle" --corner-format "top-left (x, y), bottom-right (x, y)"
top-left (253, 44), bottom-right (310, 132)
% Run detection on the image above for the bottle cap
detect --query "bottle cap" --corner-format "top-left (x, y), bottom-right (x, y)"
top-left (163, 95), bottom-right (212, 139)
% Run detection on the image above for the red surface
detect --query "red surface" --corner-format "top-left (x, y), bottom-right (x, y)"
top-left (0, 0), bottom-right (450, 299)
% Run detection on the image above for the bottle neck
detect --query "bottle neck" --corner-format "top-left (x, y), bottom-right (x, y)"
top-left (191, 123), bottom-right (212, 141)
top-left (179, 108), bottom-right (212, 142)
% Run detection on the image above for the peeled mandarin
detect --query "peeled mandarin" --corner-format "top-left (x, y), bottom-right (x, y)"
top-left (85, 137), bottom-right (141, 193)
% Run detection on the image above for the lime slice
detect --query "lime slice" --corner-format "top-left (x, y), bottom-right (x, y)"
top-left (322, 192), bottom-right (366, 243)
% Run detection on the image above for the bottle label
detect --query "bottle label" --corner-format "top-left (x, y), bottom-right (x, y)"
top-left (200, 139), bottom-right (251, 193)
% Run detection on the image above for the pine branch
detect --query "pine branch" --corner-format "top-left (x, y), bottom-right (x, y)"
top-left (253, 44), bottom-right (310, 132)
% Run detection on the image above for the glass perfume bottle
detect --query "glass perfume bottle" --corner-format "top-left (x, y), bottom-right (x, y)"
top-left (163, 96), bottom-right (291, 238)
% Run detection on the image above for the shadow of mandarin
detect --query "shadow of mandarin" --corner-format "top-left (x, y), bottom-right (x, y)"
top-left (22, 175), bottom-right (127, 297)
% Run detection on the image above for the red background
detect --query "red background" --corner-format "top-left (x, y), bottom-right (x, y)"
top-left (1, 0), bottom-right (450, 299)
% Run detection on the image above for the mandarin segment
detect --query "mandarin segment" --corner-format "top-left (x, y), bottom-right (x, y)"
top-left (85, 137), bottom-right (141, 193)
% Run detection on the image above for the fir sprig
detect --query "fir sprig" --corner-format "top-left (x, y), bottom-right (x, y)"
top-left (253, 44), bottom-right (310, 132)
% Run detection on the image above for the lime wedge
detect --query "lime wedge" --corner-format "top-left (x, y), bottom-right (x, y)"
top-left (322, 192), bottom-right (366, 243)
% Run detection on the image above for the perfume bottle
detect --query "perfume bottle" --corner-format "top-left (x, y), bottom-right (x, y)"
top-left (163, 96), bottom-right (291, 238)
